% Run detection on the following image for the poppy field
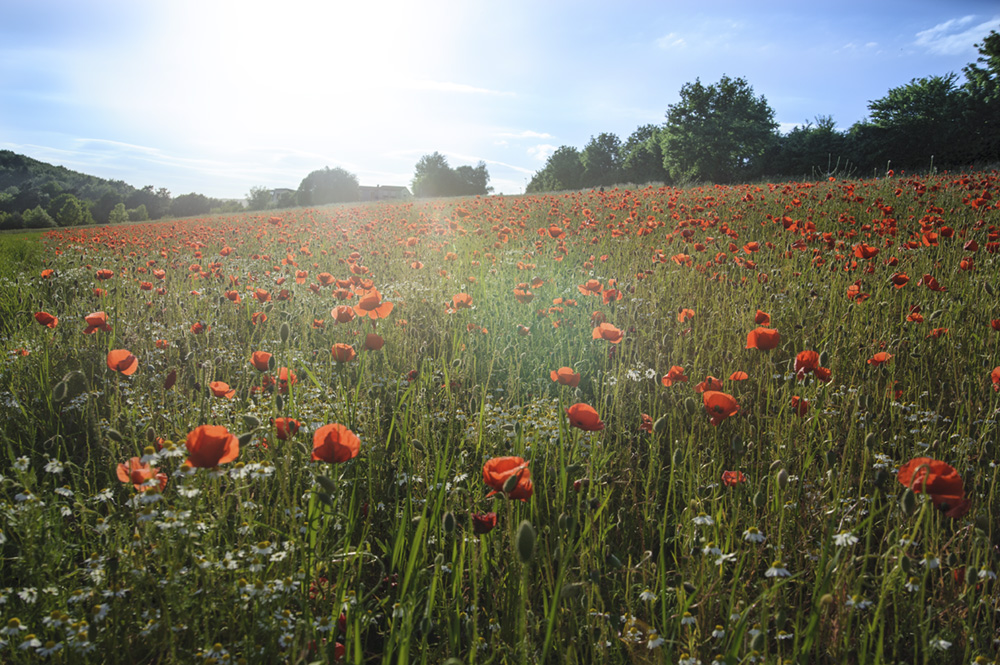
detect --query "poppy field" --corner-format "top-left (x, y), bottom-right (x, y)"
top-left (2, 172), bottom-right (1000, 664)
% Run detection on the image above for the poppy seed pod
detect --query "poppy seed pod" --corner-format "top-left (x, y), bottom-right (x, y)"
top-left (516, 520), bottom-right (536, 564)
top-left (442, 511), bottom-right (456, 534)
top-left (279, 321), bottom-right (291, 343)
top-left (776, 468), bottom-right (789, 489)
top-left (899, 488), bottom-right (918, 516)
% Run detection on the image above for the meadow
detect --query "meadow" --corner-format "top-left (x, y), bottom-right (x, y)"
top-left (1, 172), bottom-right (999, 664)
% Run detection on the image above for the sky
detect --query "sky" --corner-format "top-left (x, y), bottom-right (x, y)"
top-left (1, 0), bottom-right (998, 199)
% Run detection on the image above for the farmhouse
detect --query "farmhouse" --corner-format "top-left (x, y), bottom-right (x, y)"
top-left (359, 185), bottom-right (411, 202)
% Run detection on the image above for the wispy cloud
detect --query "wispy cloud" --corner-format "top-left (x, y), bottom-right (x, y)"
top-left (914, 15), bottom-right (1000, 55)
top-left (403, 80), bottom-right (515, 96)
top-left (527, 144), bottom-right (557, 161)
top-left (655, 32), bottom-right (686, 49)
top-left (496, 130), bottom-right (553, 139)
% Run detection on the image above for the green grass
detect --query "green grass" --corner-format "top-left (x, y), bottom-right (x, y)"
top-left (0, 177), bottom-right (998, 664)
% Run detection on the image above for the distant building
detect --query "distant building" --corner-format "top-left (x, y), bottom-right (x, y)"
top-left (359, 185), bottom-right (411, 202)
top-left (270, 188), bottom-right (296, 204)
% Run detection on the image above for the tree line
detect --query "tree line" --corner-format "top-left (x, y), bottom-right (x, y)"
top-left (528, 30), bottom-right (1000, 192)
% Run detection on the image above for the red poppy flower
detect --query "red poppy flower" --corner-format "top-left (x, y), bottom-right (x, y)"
top-left (107, 349), bottom-right (138, 376)
top-left (927, 328), bottom-right (949, 339)
top-left (482, 456), bottom-right (533, 500)
top-left (991, 320), bottom-right (1000, 332)
top-left (252, 351), bottom-right (273, 372)
top-left (868, 352), bottom-right (893, 365)
top-left (565, 403), bottom-right (605, 431)
top-left (95, 269), bottom-right (114, 280)
top-left (703, 391), bottom-right (739, 426)
top-left (209, 381), bottom-right (236, 399)
top-left (79, 311), bottom-right (112, 334)
top-left (794, 350), bottom-right (820, 374)
top-left (918, 274), bottom-right (946, 292)
top-left (116, 457), bottom-right (167, 492)
top-left (448, 293), bottom-right (473, 312)
top-left (364, 333), bottom-right (384, 351)
top-left (471, 511), bottom-right (498, 534)
top-left (754, 310), bottom-right (771, 325)
top-left (251, 312), bottom-right (267, 325)
top-left (721, 470), bottom-right (746, 486)
top-left (746, 327), bottom-right (780, 351)
top-left (677, 308), bottom-right (695, 323)
top-left (639, 413), bottom-right (653, 433)
top-left (34, 311), bottom-right (58, 328)
top-left (889, 272), bottom-right (909, 289)
top-left (513, 288), bottom-right (534, 304)
top-left (897, 457), bottom-right (970, 518)
top-left (577, 279), bottom-right (603, 296)
top-left (991, 367), bottom-right (1000, 392)
top-left (190, 321), bottom-right (207, 334)
top-left (273, 417), bottom-right (300, 440)
top-left (550, 367), bottom-right (581, 387)
top-left (694, 375), bottom-right (724, 393)
top-left (312, 423), bottom-right (360, 463)
top-left (592, 322), bottom-right (624, 344)
top-left (332, 343), bottom-right (356, 363)
top-left (660, 366), bottom-right (688, 387)
top-left (185, 424), bottom-right (240, 468)
top-left (790, 396), bottom-right (809, 417)
top-left (277, 367), bottom-right (297, 393)
top-left (728, 371), bottom-right (749, 381)
top-left (325, 306), bottom-right (350, 325)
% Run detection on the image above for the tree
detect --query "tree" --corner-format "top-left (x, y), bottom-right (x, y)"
top-left (864, 74), bottom-right (963, 169)
top-left (526, 146), bottom-right (584, 192)
top-left (126, 186), bottom-right (171, 219)
top-left (90, 190), bottom-right (123, 225)
top-left (22, 205), bottom-right (56, 229)
top-left (453, 162), bottom-right (492, 196)
top-left (297, 167), bottom-right (360, 206)
top-left (621, 125), bottom-right (669, 185)
top-left (962, 30), bottom-right (1000, 163)
top-left (128, 204), bottom-right (148, 222)
top-left (170, 193), bottom-right (212, 218)
top-left (108, 203), bottom-right (128, 224)
top-left (411, 153), bottom-right (455, 198)
top-left (768, 116), bottom-right (851, 177)
top-left (580, 133), bottom-right (623, 188)
top-left (246, 186), bottom-right (272, 211)
top-left (661, 75), bottom-right (778, 183)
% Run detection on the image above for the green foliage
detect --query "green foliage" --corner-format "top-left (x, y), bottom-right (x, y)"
top-left (411, 153), bottom-right (491, 197)
top-left (621, 124), bottom-right (669, 184)
top-left (170, 192), bottom-right (212, 218)
top-left (108, 202), bottom-right (128, 224)
top-left (127, 204), bottom-right (148, 221)
top-left (661, 75), bottom-right (778, 183)
top-left (297, 167), bottom-right (360, 206)
top-left (526, 146), bottom-right (584, 192)
top-left (21, 205), bottom-right (56, 228)
top-left (125, 185), bottom-right (172, 220)
top-left (246, 185), bottom-right (272, 211)
top-left (580, 132), bottom-right (623, 188)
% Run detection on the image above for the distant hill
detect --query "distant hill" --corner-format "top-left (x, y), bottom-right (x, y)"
top-left (0, 150), bottom-right (241, 230)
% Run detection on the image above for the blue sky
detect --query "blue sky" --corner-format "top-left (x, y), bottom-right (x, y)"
top-left (1, 0), bottom-right (998, 199)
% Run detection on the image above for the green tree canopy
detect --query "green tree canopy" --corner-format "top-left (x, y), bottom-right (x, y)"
top-left (526, 146), bottom-right (584, 193)
top-left (171, 193), bottom-right (212, 218)
top-left (621, 125), bottom-right (668, 185)
top-left (297, 167), bottom-right (360, 206)
top-left (580, 133), bottom-right (623, 188)
top-left (412, 153), bottom-right (491, 197)
top-left (661, 75), bottom-right (778, 183)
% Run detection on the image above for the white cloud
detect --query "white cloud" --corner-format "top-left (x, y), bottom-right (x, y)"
top-left (403, 80), bottom-right (515, 96)
top-left (914, 15), bottom-right (1000, 56)
top-left (527, 144), bottom-right (557, 161)
top-left (496, 130), bottom-right (553, 139)
top-left (655, 32), bottom-right (686, 49)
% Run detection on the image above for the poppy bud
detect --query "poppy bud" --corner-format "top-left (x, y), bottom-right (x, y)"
top-left (565, 463), bottom-right (583, 475)
top-left (560, 582), bottom-right (584, 600)
top-left (986, 282), bottom-right (995, 297)
top-left (753, 491), bottom-right (766, 509)
top-left (442, 511), bottom-right (456, 534)
top-left (776, 609), bottom-right (788, 629)
top-left (558, 512), bottom-right (576, 535)
top-left (824, 450), bottom-right (838, 467)
top-left (873, 469), bottom-right (888, 489)
top-left (243, 415), bottom-right (261, 429)
top-left (731, 434), bottom-right (744, 456)
top-left (819, 350), bottom-right (829, 367)
top-left (819, 593), bottom-right (833, 606)
top-left (316, 491), bottom-right (333, 506)
top-left (899, 488), bottom-right (917, 516)
top-left (776, 468), bottom-right (789, 489)
top-left (672, 448), bottom-right (684, 466)
top-left (316, 475), bottom-right (337, 493)
top-left (900, 556), bottom-right (911, 574)
top-left (653, 415), bottom-right (669, 433)
top-left (682, 581), bottom-right (696, 594)
top-left (452, 358), bottom-right (462, 368)
top-left (237, 432), bottom-right (255, 447)
top-left (107, 428), bottom-right (125, 443)
top-left (275, 394), bottom-right (284, 411)
top-left (516, 520), bottom-right (535, 564)
top-left (503, 473), bottom-right (522, 495)
top-left (751, 631), bottom-right (766, 651)
top-left (279, 321), bottom-right (291, 343)
top-left (684, 397), bottom-right (697, 415)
